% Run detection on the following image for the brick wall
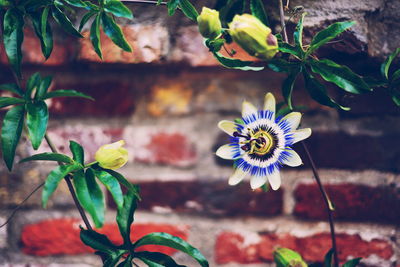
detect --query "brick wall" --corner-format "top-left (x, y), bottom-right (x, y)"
top-left (0, 1), bottom-right (400, 267)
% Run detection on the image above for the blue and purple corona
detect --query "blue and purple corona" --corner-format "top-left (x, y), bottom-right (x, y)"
top-left (216, 92), bottom-right (312, 190)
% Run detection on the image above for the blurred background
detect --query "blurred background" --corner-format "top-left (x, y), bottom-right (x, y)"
top-left (0, 0), bottom-right (399, 266)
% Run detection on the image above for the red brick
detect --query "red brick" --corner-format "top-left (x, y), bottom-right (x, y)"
top-left (108, 181), bottom-right (283, 217)
top-left (21, 218), bottom-right (188, 256)
top-left (294, 183), bottom-right (400, 223)
top-left (215, 231), bottom-right (394, 264)
top-left (79, 24), bottom-right (168, 63)
top-left (48, 81), bottom-right (135, 116)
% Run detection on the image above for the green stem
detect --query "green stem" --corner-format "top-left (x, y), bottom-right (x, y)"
top-left (84, 161), bottom-right (98, 168)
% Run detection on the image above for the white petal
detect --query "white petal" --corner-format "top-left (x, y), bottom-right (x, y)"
top-left (242, 100), bottom-right (258, 119)
top-left (216, 144), bottom-right (240, 160)
top-left (292, 128), bottom-right (312, 144)
top-left (263, 92), bottom-right (276, 115)
top-left (282, 150), bottom-right (303, 167)
top-left (268, 171), bottom-right (281, 190)
top-left (229, 168), bottom-right (248, 185)
top-left (218, 120), bottom-right (237, 136)
top-left (281, 112), bottom-right (302, 131)
top-left (250, 175), bottom-right (268, 189)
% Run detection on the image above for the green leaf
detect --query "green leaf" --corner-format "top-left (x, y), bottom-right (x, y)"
top-left (35, 76), bottom-right (52, 99)
top-left (69, 140), bottom-right (84, 164)
top-left (117, 255), bottom-right (133, 267)
top-left (117, 190), bottom-right (137, 246)
top-left (63, 0), bottom-right (87, 8)
top-left (134, 232), bottom-right (209, 267)
top-left (294, 12), bottom-right (306, 52)
top-left (80, 228), bottom-right (119, 254)
top-left (42, 89), bottom-right (94, 100)
top-left (306, 21), bottom-right (355, 56)
top-left (136, 251), bottom-right (185, 267)
top-left (79, 10), bottom-right (97, 31)
top-left (100, 168), bottom-right (140, 199)
top-left (302, 68), bottom-right (350, 110)
top-left (3, 8), bottom-right (25, 78)
top-left (104, 0), bottom-right (133, 19)
top-left (40, 6), bottom-right (53, 59)
top-left (205, 39), bottom-right (225, 52)
top-left (42, 164), bottom-right (81, 207)
top-left (381, 47), bottom-right (400, 80)
top-left (309, 58), bottom-right (371, 94)
top-left (73, 169), bottom-right (105, 228)
top-left (26, 101), bottom-right (49, 150)
top-left (51, 4), bottom-right (83, 38)
top-left (167, 0), bottom-right (180, 16)
top-left (94, 169), bottom-right (124, 209)
top-left (90, 14), bottom-right (102, 59)
top-left (278, 42), bottom-right (302, 59)
top-left (0, 83), bottom-right (23, 96)
top-left (323, 248), bottom-right (334, 267)
top-left (212, 52), bottom-right (264, 71)
top-left (1, 105), bottom-right (24, 171)
top-left (103, 252), bottom-right (126, 267)
top-left (219, 0), bottom-right (245, 25)
top-left (268, 58), bottom-right (300, 73)
top-left (343, 258), bottom-right (362, 267)
top-left (179, 0), bottom-right (198, 21)
top-left (392, 94), bottom-right (400, 106)
top-left (25, 73), bottom-right (41, 99)
top-left (0, 97), bottom-right (25, 108)
top-left (282, 68), bottom-right (300, 110)
top-left (20, 152), bottom-right (74, 164)
top-left (250, 0), bottom-right (269, 27)
top-left (101, 12), bottom-right (132, 52)
top-left (0, 0), bottom-right (12, 7)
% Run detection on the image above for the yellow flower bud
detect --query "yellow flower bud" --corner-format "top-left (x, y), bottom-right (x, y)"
top-left (95, 140), bottom-right (128, 170)
top-left (274, 248), bottom-right (307, 267)
top-left (197, 7), bottom-right (222, 40)
top-left (229, 14), bottom-right (278, 60)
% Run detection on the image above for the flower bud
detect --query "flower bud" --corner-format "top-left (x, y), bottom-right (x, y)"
top-left (197, 7), bottom-right (222, 40)
top-left (274, 248), bottom-right (307, 267)
top-left (95, 140), bottom-right (128, 170)
top-left (229, 14), bottom-right (278, 60)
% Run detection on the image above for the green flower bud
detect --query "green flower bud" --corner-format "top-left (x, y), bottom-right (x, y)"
top-left (95, 140), bottom-right (128, 170)
top-left (197, 7), bottom-right (222, 40)
top-left (229, 14), bottom-right (278, 60)
top-left (274, 248), bottom-right (307, 267)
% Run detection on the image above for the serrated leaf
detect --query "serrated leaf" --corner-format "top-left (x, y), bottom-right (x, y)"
top-left (179, 0), bottom-right (198, 21)
top-left (381, 48), bottom-right (400, 80)
top-left (35, 76), bottom-right (52, 99)
top-left (20, 152), bottom-right (74, 164)
top-left (104, 0), bottom-right (133, 19)
top-left (343, 258), bottom-right (362, 267)
top-left (117, 189), bottom-right (137, 246)
top-left (69, 140), bottom-right (84, 164)
top-left (134, 232), bottom-right (209, 267)
top-left (3, 8), bottom-right (24, 78)
top-left (282, 68), bottom-right (300, 110)
top-left (94, 169), bottom-right (124, 209)
top-left (79, 10), bottom-right (97, 31)
top-left (302, 68), bottom-right (350, 110)
top-left (80, 228), bottom-right (119, 253)
top-left (0, 97), bottom-right (25, 108)
top-left (250, 0), bottom-right (269, 27)
top-left (42, 89), bottom-right (94, 100)
top-left (26, 101), bottom-right (49, 150)
top-left (51, 4), bottom-right (83, 38)
top-left (309, 58), bottom-right (371, 94)
top-left (213, 52), bottom-right (264, 71)
top-left (90, 14), bottom-right (102, 59)
top-left (73, 169), bottom-right (105, 228)
top-left (136, 251), bottom-right (185, 267)
top-left (306, 21), bottom-right (355, 56)
top-left (1, 105), bottom-right (24, 171)
top-left (0, 83), bottom-right (23, 96)
top-left (42, 164), bottom-right (81, 207)
top-left (101, 12), bottom-right (132, 52)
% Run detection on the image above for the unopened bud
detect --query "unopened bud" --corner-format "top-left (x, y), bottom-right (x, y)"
top-left (197, 7), bottom-right (222, 40)
top-left (274, 248), bottom-right (307, 267)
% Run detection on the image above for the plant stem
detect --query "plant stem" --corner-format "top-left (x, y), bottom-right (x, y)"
top-left (276, 1), bottom-right (339, 266)
top-left (121, 0), bottom-right (167, 4)
top-left (44, 134), bottom-right (93, 231)
top-left (301, 142), bottom-right (338, 267)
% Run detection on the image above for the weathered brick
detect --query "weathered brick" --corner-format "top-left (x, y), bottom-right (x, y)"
top-left (48, 81), bottom-right (135, 116)
top-left (109, 180), bottom-right (283, 217)
top-left (215, 231), bottom-right (394, 265)
top-left (79, 24), bottom-right (168, 63)
top-left (21, 218), bottom-right (188, 256)
top-left (293, 183), bottom-right (400, 223)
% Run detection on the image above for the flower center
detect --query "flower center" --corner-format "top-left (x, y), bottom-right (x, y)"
top-left (250, 130), bottom-right (274, 155)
